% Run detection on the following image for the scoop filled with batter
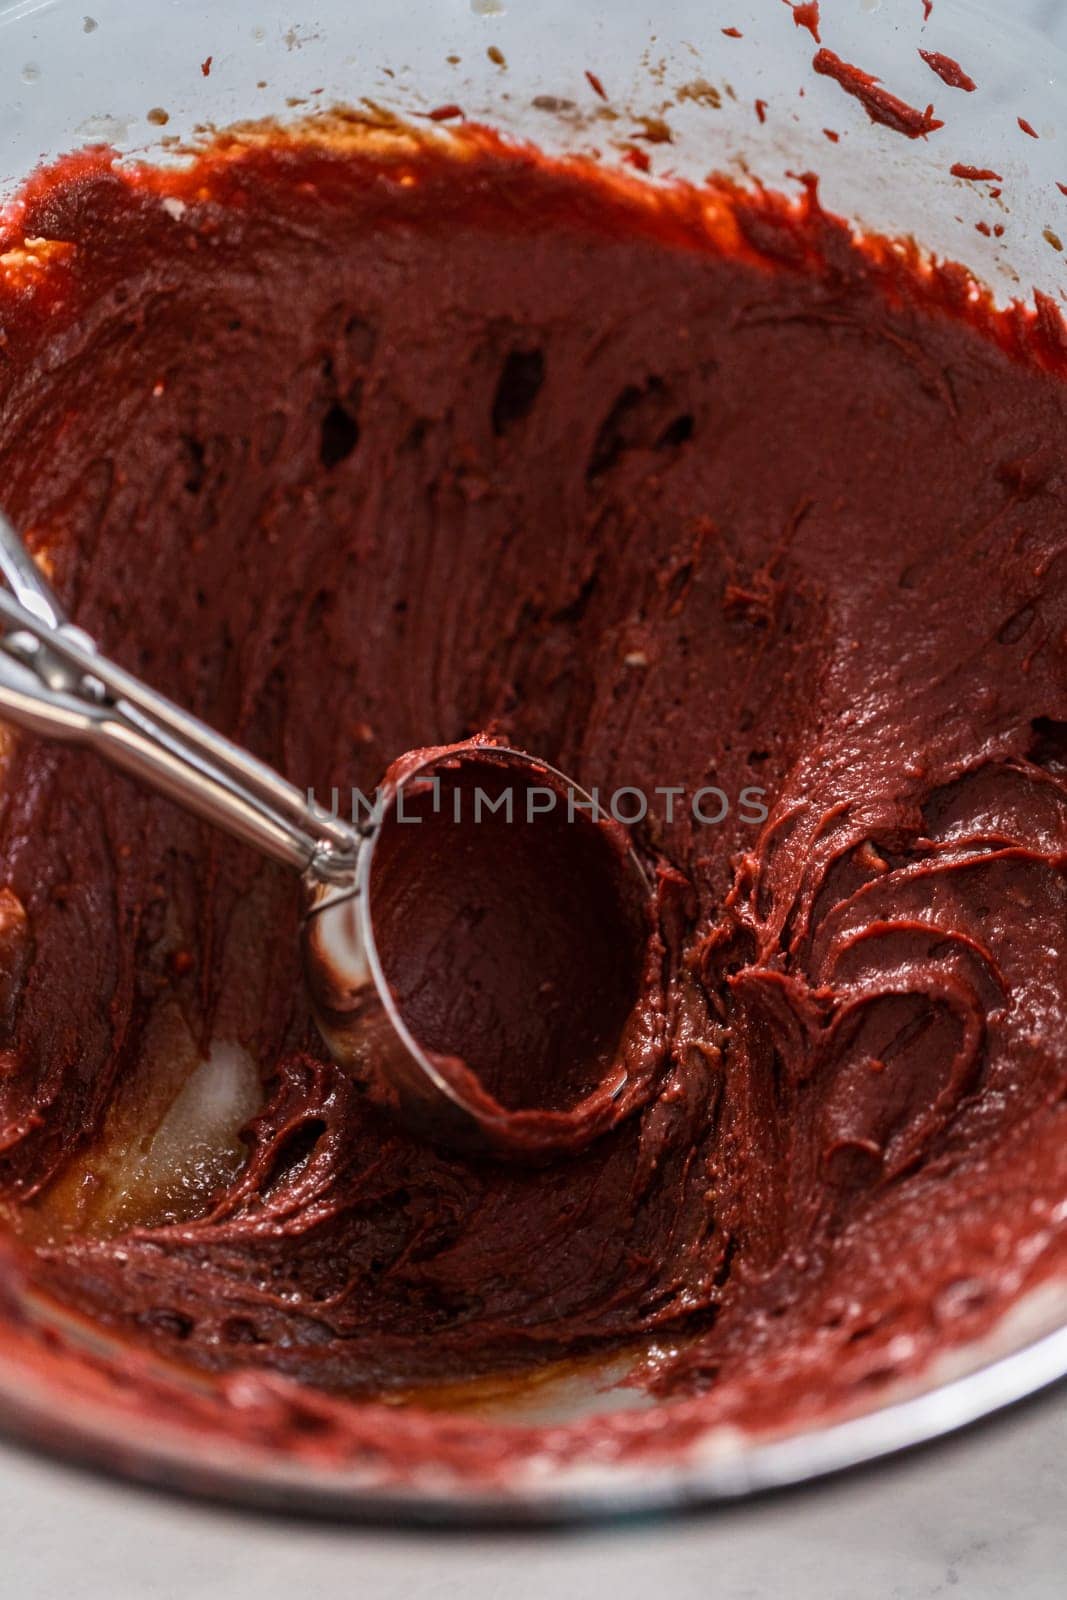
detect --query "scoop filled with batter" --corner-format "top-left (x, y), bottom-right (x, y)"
top-left (0, 118), bottom-right (1064, 1480)
top-left (0, 546), bottom-right (666, 1163)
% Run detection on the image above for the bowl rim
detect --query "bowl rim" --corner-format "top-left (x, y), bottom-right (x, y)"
top-left (0, 1278), bottom-right (1065, 1522)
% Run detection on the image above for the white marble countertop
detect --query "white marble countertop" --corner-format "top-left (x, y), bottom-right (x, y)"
top-left (0, 1381), bottom-right (1063, 1599)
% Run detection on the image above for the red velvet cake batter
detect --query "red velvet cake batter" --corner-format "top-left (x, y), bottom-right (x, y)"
top-left (0, 119), bottom-right (1065, 1480)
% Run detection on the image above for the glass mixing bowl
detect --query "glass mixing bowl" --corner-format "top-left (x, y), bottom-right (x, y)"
top-left (0, 0), bottom-right (1065, 1521)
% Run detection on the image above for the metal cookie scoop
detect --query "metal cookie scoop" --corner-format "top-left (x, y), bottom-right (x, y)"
top-left (0, 512), bottom-right (659, 1159)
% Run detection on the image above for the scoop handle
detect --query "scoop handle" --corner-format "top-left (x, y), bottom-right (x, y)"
top-left (0, 511), bottom-right (359, 885)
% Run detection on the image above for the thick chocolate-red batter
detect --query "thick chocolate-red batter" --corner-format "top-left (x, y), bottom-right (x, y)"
top-left (0, 120), bottom-right (1066, 1477)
